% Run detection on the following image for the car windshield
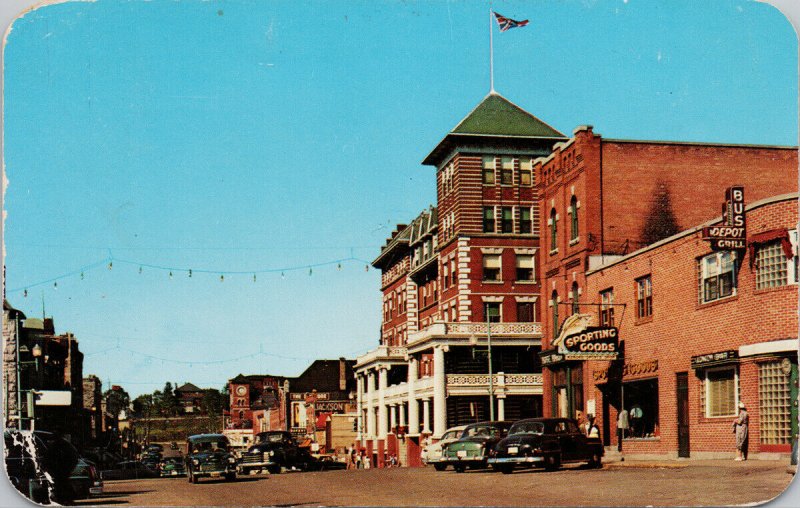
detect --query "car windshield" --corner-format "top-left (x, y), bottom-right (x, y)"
top-left (263, 434), bottom-right (284, 443)
top-left (192, 441), bottom-right (226, 452)
top-left (466, 425), bottom-right (504, 438)
top-left (509, 422), bottom-right (545, 435)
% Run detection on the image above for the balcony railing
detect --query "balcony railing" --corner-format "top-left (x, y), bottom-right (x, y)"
top-left (407, 322), bottom-right (542, 346)
top-left (446, 373), bottom-right (543, 387)
top-left (356, 345), bottom-right (408, 368)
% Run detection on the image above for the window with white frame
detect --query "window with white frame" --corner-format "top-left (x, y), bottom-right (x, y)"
top-left (501, 157), bottom-right (514, 185)
top-left (483, 254), bottom-right (501, 281)
top-left (450, 259), bottom-right (457, 286)
top-left (515, 254), bottom-right (534, 281)
top-left (636, 275), bottom-right (652, 319)
top-left (482, 156), bottom-right (496, 185)
top-left (791, 229), bottom-right (799, 284)
top-left (442, 263), bottom-right (449, 289)
top-left (703, 366), bottom-right (738, 417)
top-left (520, 158), bottom-right (533, 186)
top-left (483, 207), bottom-right (496, 233)
top-left (485, 302), bottom-right (501, 323)
top-left (600, 289), bottom-right (614, 326)
top-left (699, 251), bottom-right (737, 303)
top-left (520, 207), bottom-right (532, 234)
top-left (501, 207), bottom-right (513, 233)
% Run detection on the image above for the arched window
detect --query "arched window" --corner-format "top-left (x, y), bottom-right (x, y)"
top-left (571, 282), bottom-right (580, 315)
top-left (551, 290), bottom-right (559, 339)
top-left (570, 196), bottom-right (579, 241)
top-left (550, 208), bottom-right (558, 251)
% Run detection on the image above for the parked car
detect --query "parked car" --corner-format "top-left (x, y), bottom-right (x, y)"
top-left (100, 460), bottom-right (160, 480)
top-left (146, 443), bottom-right (164, 452)
top-left (159, 456), bottom-right (186, 477)
top-left (421, 425), bottom-right (467, 471)
top-left (442, 421), bottom-right (513, 472)
top-left (141, 452), bottom-right (161, 471)
top-left (238, 431), bottom-right (313, 474)
top-left (4, 429), bottom-right (80, 505)
top-left (185, 434), bottom-right (237, 483)
top-left (70, 458), bottom-right (104, 499)
top-left (488, 418), bottom-right (604, 473)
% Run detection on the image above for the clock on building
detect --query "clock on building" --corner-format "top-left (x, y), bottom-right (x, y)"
top-left (236, 385), bottom-right (247, 396)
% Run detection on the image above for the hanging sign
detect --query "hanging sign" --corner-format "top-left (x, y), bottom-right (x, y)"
top-left (691, 350), bottom-right (738, 368)
top-left (703, 186), bottom-right (746, 251)
top-left (551, 314), bottom-right (619, 361)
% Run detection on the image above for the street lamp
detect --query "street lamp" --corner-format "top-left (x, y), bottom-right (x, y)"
top-left (17, 342), bottom-right (43, 430)
top-left (470, 314), bottom-right (495, 422)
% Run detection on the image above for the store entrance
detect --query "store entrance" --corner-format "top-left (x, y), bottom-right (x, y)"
top-left (677, 372), bottom-right (690, 457)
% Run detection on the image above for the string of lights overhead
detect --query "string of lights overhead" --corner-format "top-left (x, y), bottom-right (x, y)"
top-left (9, 252), bottom-right (374, 297)
top-left (84, 344), bottom-right (311, 365)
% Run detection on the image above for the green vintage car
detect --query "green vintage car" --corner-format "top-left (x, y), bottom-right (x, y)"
top-left (185, 434), bottom-right (237, 483)
top-left (442, 421), bottom-right (512, 472)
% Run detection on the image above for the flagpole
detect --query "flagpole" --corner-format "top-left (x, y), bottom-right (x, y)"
top-left (489, 8), bottom-right (494, 93)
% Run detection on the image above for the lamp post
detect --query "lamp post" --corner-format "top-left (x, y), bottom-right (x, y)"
top-left (17, 342), bottom-right (43, 431)
top-left (470, 313), bottom-right (495, 421)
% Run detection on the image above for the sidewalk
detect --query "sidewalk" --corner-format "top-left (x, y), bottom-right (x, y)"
top-left (603, 456), bottom-right (792, 470)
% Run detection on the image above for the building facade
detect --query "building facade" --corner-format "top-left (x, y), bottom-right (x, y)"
top-left (356, 92), bottom-right (798, 465)
top-left (355, 93), bottom-right (565, 467)
top-left (578, 193), bottom-right (797, 459)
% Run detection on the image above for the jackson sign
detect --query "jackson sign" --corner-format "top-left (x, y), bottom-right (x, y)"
top-left (551, 314), bottom-right (619, 361)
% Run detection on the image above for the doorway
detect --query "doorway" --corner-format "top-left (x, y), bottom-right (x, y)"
top-left (677, 372), bottom-right (690, 458)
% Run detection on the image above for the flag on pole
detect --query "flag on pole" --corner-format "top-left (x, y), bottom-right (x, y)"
top-left (493, 11), bottom-right (529, 32)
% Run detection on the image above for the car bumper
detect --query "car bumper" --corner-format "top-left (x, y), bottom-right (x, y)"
top-left (193, 468), bottom-right (236, 478)
top-left (160, 470), bottom-right (186, 477)
top-left (442, 456), bottom-right (487, 464)
top-left (487, 456), bottom-right (544, 464)
top-left (89, 485), bottom-right (104, 495)
top-left (238, 460), bottom-right (276, 470)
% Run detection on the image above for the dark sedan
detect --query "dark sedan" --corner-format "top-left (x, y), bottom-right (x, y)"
top-left (441, 421), bottom-right (512, 472)
top-left (488, 418), bottom-right (603, 473)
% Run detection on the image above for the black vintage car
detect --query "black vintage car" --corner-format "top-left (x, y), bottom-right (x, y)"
top-left (441, 421), bottom-right (512, 472)
top-left (238, 431), bottom-right (313, 474)
top-left (488, 418), bottom-right (603, 473)
top-left (185, 434), bottom-right (237, 483)
top-left (4, 429), bottom-right (81, 505)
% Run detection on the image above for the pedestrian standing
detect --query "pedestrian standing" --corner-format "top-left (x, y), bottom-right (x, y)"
top-left (617, 408), bottom-right (629, 452)
top-left (732, 401), bottom-right (749, 461)
top-left (584, 414), bottom-right (600, 439)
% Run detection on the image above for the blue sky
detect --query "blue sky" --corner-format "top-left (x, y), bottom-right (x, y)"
top-left (3, 0), bottom-right (796, 397)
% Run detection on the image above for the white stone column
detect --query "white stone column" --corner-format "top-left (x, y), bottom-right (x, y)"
top-left (496, 372), bottom-right (506, 422)
top-left (378, 367), bottom-right (388, 439)
top-left (422, 398), bottom-right (431, 434)
top-left (433, 346), bottom-right (447, 438)
top-left (497, 397), bottom-right (506, 422)
top-left (367, 370), bottom-right (376, 438)
top-left (389, 405), bottom-right (397, 434)
top-left (408, 357), bottom-right (420, 435)
top-left (356, 375), bottom-right (364, 442)
top-left (399, 403), bottom-right (406, 428)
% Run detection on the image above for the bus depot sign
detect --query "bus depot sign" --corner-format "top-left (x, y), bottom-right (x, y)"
top-left (703, 186), bottom-right (746, 251)
top-left (550, 314), bottom-right (619, 361)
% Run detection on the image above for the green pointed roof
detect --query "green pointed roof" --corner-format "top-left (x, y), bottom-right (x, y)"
top-left (451, 92), bottom-right (563, 137)
top-left (422, 92), bottom-right (566, 167)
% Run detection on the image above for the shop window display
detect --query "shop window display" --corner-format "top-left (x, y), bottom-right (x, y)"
top-left (621, 378), bottom-right (659, 438)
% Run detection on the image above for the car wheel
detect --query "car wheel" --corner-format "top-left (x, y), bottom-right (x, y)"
top-left (190, 471), bottom-right (199, 484)
top-left (224, 473), bottom-right (236, 481)
top-left (589, 452), bottom-right (602, 469)
top-left (500, 464), bottom-right (514, 474)
top-left (433, 464), bottom-right (447, 472)
top-left (454, 464), bottom-right (466, 473)
top-left (544, 453), bottom-right (561, 471)
top-left (240, 467), bottom-right (249, 475)
top-left (267, 465), bottom-right (281, 475)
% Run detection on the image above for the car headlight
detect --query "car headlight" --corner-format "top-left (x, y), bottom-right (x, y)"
top-left (192, 459), bottom-right (200, 465)
top-left (268, 451), bottom-right (274, 457)
top-left (228, 457), bottom-right (236, 464)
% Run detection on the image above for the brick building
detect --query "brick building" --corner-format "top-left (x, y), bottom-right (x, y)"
top-left (357, 91), bottom-right (797, 466)
top-left (225, 373), bottom-right (289, 448)
top-left (356, 92), bottom-right (564, 467)
top-left (578, 193), bottom-right (797, 459)
top-left (534, 125), bottom-right (798, 430)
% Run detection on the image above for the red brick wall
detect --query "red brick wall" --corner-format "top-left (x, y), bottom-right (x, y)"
top-left (601, 141), bottom-right (797, 255)
top-left (584, 197), bottom-right (797, 456)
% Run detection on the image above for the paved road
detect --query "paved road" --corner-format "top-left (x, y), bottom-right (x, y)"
top-left (77, 461), bottom-right (795, 506)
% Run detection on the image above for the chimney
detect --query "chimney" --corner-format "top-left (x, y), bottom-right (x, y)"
top-left (339, 357), bottom-right (347, 391)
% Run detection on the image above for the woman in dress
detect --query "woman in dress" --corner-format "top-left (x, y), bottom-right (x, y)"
top-left (732, 401), bottom-right (749, 461)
